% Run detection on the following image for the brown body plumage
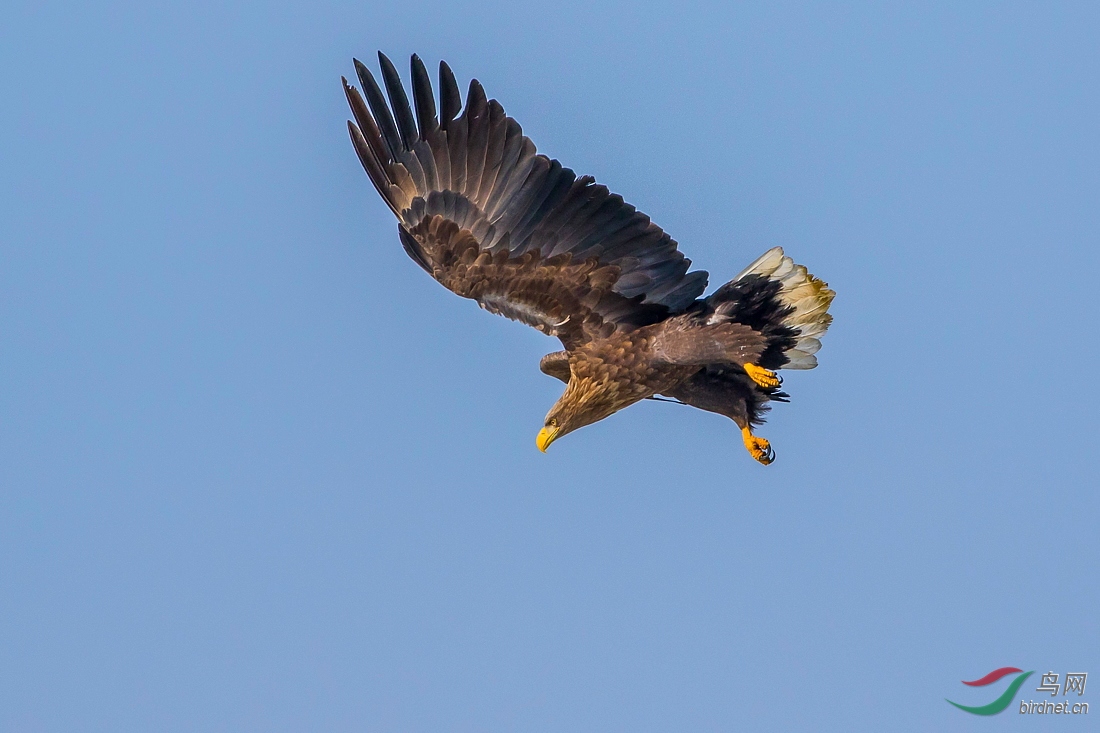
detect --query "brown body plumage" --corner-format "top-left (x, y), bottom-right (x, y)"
top-left (344, 53), bottom-right (835, 463)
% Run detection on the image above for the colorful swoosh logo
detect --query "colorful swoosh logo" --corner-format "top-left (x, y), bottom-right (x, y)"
top-left (947, 668), bottom-right (1034, 715)
top-left (962, 667), bottom-right (1022, 686)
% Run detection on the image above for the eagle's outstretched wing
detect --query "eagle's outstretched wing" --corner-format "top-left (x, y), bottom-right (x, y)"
top-left (344, 53), bottom-right (709, 348)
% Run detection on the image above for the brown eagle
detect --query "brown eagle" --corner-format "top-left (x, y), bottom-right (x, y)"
top-left (343, 53), bottom-right (834, 464)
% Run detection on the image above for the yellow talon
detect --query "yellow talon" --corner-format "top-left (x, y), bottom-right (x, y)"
top-left (743, 363), bottom-right (781, 389)
top-left (741, 426), bottom-right (775, 465)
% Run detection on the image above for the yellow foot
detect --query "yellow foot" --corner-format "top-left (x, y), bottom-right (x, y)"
top-left (741, 426), bottom-right (775, 465)
top-left (743, 363), bottom-right (781, 389)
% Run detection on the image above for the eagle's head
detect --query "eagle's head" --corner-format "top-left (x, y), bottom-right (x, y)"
top-left (536, 375), bottom-right (628, 452)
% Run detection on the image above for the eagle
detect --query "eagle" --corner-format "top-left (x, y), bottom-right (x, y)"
top-left (343, 53), bottom-right (834, 464)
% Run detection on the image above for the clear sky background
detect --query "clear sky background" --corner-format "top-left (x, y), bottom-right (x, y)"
top-left (2, 1), bottom-right (1097, 731)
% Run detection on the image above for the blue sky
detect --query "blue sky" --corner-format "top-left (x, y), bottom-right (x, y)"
top-left (2, 1), bottom-right (1097, 730)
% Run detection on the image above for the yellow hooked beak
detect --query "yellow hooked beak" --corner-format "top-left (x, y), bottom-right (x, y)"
top-left (536, 425), bottom-right (560, 452)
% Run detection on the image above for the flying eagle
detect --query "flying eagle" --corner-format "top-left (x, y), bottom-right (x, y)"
top-left (343, 53), bottom-right (834, 463)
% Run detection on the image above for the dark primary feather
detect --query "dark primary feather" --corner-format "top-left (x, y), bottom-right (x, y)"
top-left (354, 59), bottom-right (401, 161)
top-left (438, 61), bottom-right (461, 130)
top-left (410, 55), bottom-right (437, 136)
top-left (378, 52), bottom-right (418, 151)
top-left (344, 53), bottom-right (711, 345)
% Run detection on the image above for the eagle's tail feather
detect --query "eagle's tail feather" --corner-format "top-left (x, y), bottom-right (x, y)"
top-left (706, 247), bottom-right (834, 370)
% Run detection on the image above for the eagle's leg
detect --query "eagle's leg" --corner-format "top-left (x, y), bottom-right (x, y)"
top-left (662, 369), bottom-right (779, 465)
top-left (743, 363), bottom-right (781, 389)
top-left (741, 425), bottom-right (775, 466)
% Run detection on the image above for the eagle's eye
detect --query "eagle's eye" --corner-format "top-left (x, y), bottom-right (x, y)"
top-left (547, 418), bottom-right (559, 428)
